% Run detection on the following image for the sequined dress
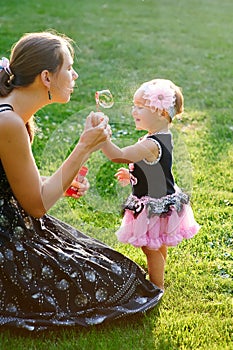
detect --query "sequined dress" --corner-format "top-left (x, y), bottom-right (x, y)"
top-left (0, 154), bottom-right (163, 331)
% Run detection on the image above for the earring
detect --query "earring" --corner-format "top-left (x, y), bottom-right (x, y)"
top-left (48, 90), bottom-right (52, 100)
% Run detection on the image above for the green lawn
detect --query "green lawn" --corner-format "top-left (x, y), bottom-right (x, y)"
top-left (0, 0), bottom-right (232, 349)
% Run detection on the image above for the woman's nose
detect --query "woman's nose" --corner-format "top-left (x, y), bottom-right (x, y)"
top-left (73, 70), bottom-right (79, 80)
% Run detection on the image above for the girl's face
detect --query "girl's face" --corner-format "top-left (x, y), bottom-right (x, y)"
top-left (132, 90), bottom-right (159, 132)
top-left (50, 46), bottom-right (78, 103)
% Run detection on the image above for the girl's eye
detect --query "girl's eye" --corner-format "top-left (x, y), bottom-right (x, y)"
top-left (132, 105), bottom-right (143, 110)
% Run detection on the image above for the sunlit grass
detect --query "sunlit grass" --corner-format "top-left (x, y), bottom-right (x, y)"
top-left (0, 0), bottom-right (232, 349)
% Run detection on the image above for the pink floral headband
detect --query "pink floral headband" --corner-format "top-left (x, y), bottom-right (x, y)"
top-left (0, 57), bottom-right (13, 76)
top-left (142, 83), bottom-right (176, 119)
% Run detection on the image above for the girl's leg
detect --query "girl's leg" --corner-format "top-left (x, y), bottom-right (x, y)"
top-left (142, 245), bottom-right (167, 290)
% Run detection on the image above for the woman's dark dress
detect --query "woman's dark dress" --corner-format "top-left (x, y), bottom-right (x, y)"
top-left (0, 112), bottom-right (162, 331)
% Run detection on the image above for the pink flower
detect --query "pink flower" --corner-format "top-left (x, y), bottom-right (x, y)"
top-left (143, 83), bottom-right (175, 112)
top-left (0, 57), bottom-right (9, 71)
top-left (0, 57), bottom-right (12, 76)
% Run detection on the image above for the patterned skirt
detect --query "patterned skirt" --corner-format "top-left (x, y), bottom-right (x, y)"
top-left (0, 196), bottom-right (163, 331)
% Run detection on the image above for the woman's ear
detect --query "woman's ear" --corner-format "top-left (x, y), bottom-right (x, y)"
top-left (40, 70), bottom-right (51, 89)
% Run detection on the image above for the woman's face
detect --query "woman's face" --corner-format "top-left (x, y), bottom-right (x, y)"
top-left (50, 46), bottom-right (78, 103)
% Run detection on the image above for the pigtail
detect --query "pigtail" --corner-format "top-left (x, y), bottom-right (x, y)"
top-left (0, 70), bottom-right (14, 96)
top-left (174, 86), bottom-right (184, 116)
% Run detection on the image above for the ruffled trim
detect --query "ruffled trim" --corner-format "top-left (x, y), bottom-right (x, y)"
top-left (143, 138), bottom-right (162, 165)
top-left (123, 191), bottom-right (190, 218)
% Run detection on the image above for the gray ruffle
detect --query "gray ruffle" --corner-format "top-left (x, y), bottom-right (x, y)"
top-left (124, 191), bottom-right (190, 217)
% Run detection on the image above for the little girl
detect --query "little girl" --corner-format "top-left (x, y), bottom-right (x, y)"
top-left (101, 78), bottom-right (200, 290)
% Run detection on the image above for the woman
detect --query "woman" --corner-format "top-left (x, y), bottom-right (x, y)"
top-left (0, 31), bottom-right (162, 331)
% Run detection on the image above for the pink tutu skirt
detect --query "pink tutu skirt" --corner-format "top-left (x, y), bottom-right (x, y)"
top-left (116, 193), bottom-right (200, 250)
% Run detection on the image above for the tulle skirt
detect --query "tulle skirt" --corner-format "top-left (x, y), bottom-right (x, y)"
top-left (116, 192), bottom-right (200, 250)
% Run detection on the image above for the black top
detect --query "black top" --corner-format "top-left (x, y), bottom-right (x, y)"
top-left (131, 133), bottom-right (175, 199)
top-left (0, 104), bottom-right (13, 112)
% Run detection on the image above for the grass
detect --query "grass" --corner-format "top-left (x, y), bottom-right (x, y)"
top-left (0, 0), bottom-right (233, 349)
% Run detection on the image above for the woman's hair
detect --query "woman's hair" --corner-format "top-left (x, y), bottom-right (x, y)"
top-left (0, 31), bottom-right (75, 141)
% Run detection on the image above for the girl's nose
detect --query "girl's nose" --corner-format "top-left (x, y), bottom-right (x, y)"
top-left (132, 105), bottom-right (137, 115)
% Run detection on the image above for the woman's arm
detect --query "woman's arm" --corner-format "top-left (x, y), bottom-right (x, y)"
top-left (0, 111), bottom-right (108, 217)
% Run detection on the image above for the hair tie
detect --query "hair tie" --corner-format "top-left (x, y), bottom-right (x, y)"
top-left (0, 57), bottom-right (13, 76)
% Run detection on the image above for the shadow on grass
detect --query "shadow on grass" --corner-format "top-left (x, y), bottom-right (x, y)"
top-left (0, 302), bottom-right (164, 349)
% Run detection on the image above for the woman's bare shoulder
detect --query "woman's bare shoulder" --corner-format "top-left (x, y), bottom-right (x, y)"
top-left (0, 111), bottom-right (26, 136)
top-left (0, 111), bottom-right (29, 157)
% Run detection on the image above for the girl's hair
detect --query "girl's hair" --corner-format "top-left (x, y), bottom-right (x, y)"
top-left (0, 31), bottom-right (75, 142)
top-left (164, 79), bottom-right (184, 116)
top-left (136, 78), bottom-right (184, 120)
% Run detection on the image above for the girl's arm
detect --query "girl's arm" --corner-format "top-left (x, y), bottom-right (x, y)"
top-left (0, 111), bottom-right (108, 217)
top-left (101, 137), bottom-right (159, 164)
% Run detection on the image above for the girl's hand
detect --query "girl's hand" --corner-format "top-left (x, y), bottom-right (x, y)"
top-left (115, 167), bottom-right (130, 187)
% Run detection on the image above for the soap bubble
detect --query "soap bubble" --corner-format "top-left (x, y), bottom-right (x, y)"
top-left (95, 89), bottom-right (114, 110)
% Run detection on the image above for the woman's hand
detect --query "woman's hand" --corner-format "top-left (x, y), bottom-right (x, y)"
top-left (115, 167), bottom-right (130, 187)
top-left (79, 112), bottom-right (110, 152)
top-left (64, 176), bottom-right (90, 199)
